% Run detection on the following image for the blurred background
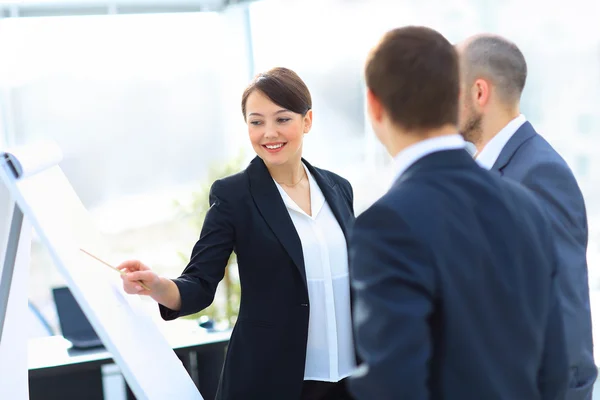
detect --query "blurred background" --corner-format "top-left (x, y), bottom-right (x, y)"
top-left (0, 0), bottom-right (598, 378)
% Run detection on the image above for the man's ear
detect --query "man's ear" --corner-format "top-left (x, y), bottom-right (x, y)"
top-left (473, 78), bottom-right (491, 109)
top-left (367, 89), bottom-right (383, 122)
top-left (366, 89), bottom-right (384, 123)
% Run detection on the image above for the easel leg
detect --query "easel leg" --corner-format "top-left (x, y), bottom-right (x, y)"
top-left (0, 204), bottom-right (32, 400)
top-left (0, 204), bottom-right (24, 342)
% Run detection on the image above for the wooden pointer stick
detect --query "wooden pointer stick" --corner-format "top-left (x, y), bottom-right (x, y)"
top-left (79, 248), bottom-right (151, 291)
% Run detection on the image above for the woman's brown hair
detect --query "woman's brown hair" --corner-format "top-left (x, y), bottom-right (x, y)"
top-left (241, 67), bottom-right (312, 120)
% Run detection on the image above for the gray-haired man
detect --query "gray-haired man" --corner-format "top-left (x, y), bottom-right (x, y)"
top-left (457, 33), bottom-right (596, 399)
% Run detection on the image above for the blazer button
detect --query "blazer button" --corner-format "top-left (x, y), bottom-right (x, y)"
top-left (300, 303), bottom-right (308, 307)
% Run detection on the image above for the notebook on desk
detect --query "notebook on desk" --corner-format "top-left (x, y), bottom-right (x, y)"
top-left (52, 286), bottom-right (104, 350)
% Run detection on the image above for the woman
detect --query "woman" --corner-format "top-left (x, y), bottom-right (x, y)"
top-left (119, 67), bottom-right (356, 400)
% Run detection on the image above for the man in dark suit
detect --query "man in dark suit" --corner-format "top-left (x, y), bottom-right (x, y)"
top-left (348, 26), bottom-right (569, 400)
top-left (457, 33), bottom-right (596, 399)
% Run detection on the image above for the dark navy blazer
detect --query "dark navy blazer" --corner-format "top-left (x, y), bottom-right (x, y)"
top-left (160, 156), bottom-right (355, 400)
top-left (492, 122), bottom-right (597, 400)
top-left (349, 149), bottom-right (569, 400)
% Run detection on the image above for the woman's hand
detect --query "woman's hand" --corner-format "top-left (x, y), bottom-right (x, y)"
top-left (117, 260), bottom-right (160, 296)
top-left (117, 260), bottom-right (182, 311)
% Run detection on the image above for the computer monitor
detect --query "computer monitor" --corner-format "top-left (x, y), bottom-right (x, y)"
top-left (52, 286), bottom-right (103, 349)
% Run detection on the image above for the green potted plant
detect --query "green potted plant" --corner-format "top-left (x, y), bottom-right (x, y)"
top-left (175, 150), bottom-right (246, 327)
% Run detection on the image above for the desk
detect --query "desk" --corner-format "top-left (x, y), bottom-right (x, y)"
top-left (28, 327), bottom-right (230, 400)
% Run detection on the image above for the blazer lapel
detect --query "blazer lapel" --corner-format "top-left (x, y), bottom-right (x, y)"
top-left (303, 159), bottom-right (352, 240)
top-left (491, 121), bottom-right (537, 173)
top-left (247, 157), bottom-right (307, 288)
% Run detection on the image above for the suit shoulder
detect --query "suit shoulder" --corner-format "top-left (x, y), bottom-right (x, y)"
top-left (374, 180), bottom-right (439, 221)
top-left (496, 174), bottom-right (540, 206)
top-left (313, 166), bottom-right (351, 187)
top-left (492, 173), bottom-right (551, 224)
top-left (355, 194), bottom-right (404, 226)
top-left (210, 169), bottom-right (248, 200)
top-left (311, 166), bottom-right (353, 201)
top-left (516, 134), bottom-right (574, 175)
top-left (515, 135), bottom-right (584, 201)
top-left (356, 185), bottom-right (440, 252)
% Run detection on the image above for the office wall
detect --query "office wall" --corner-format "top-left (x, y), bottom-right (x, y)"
top-left (0, 0), bottom-right (598, 332)
top-left (248, 0), bottom-right (600, 278)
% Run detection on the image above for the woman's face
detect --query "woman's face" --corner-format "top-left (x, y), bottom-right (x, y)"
top-left (245, 90), bottom-right (312, 167)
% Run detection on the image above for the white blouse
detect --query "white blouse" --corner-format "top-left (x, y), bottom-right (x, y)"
top-left (274, 164), bottom-right (356, 382)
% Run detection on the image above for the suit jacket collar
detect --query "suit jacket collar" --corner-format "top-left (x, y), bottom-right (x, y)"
top-left (246, 156), bottom-right (349, 291)
top-left (491, 121), bottom-right (537, 172)
top-left (390, 134), bottom-right (466, 183)
top-left (393, 148), bottom-right (475, 188)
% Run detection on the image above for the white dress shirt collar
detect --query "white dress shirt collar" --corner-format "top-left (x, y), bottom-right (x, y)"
top-left (475, 114), bottom-right (527, 170)
top-left (275, 163), bottom-right (325, 219)
top-left (391, 134), bottom-right (466, 183)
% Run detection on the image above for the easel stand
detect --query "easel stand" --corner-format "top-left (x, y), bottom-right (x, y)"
top-left (0, 143), bottom-right (203, 400)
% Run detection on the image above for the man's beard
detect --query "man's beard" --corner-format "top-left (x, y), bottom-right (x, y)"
top-left (460, 108), bottom-right (483, 146)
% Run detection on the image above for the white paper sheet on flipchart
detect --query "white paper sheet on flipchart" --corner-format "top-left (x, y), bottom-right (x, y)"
top-left (6, 159), bottom-right (202, 400)
top-left (0, 147), bottom-right (202, 400)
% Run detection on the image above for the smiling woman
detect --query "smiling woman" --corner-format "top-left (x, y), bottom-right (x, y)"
top-left (117, 67), bottom-right (357, 400)
top-left (242, 68), bottom-right (312, 170)
top-left (242, 68), bottom-right (315, 215)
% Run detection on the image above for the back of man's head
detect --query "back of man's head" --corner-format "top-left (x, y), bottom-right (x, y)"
top-left (365, 26), bottom-right (459, 133)
top-left (459, 34), bottom-right (527, 107)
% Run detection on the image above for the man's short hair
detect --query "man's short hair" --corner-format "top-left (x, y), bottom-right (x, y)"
top-left (365, 26), bottom-right (459, 132)
top-left (461, 34), bottom-right (527, 105)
